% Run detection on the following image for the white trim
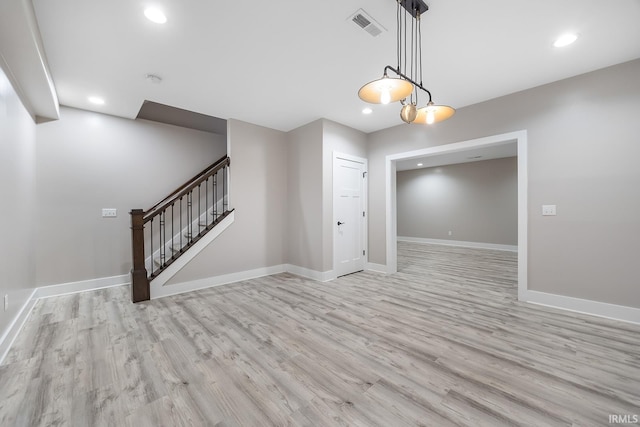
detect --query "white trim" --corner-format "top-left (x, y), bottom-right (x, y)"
top-left (0, 0), bottom-right (59, 121)
top-left (285, 264), bottom-right (336, 282)
top-left (152, 264), bottom-right (287, 299)
top-left (516, 135), bottom-right (528, 301)
top-left (332, 151), bottom-right (368, 164)
top-left (385, 130), bottom-right (528, 299)
top-left (524, 290), bottom-right (640, 325)
top-left (35, 274), bottom-right (130, 299)
top-left (385, 156), bottom-right (397, 274)
top-left (398, 236), bottom-right (518, 252)
top-left (155, 263), bottom-right (339, 300)
top-left (333, 152), bottom-right (368, 276)
top-left (0, 289), bottom-right (38, 365)
top-left (366, 262), bottom-right (387, 274)
top-left (150, 211), bottom-right (235, 290)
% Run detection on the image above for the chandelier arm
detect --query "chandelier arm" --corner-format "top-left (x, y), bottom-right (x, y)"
top-left (382, 65), bottom-right (433, 103)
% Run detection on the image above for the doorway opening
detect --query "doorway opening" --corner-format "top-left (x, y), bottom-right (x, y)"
top-left (385, 130), bottom-right (528, 300)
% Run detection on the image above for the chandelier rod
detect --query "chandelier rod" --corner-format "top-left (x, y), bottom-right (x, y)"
top-left (381, 65), bottom-right (433, 103)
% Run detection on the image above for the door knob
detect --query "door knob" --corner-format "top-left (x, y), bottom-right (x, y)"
top-left (337, 221), bottom-right (345, 226)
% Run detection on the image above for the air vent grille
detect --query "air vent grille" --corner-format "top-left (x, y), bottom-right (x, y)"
top-left (349, 9), bottom-right (386, 37)
top-left (352, 14), bottom-right (371, 29)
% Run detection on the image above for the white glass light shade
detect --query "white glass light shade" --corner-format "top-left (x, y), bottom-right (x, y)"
top-left (414, 102), bottom-right (456, 124)
top-left (358, 76), bottom-right (414, 104)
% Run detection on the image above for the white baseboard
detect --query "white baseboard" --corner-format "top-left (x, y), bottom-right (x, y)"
top-left (398, 236), bottom-right (518, 252)
top-left (0, 289), bottom-right (38, 365)
top-left (366, 262), bottom-right (388, 274)
top-left (152, 264), bottom-right (287, 299)
top-left (35, 274), bottom-right (130, 299)
top-left (155, 263), bottom-right (339, 300)
top-left (285, 264), bottom-right (335, 282)
top-left (158, 261), bottom-right (394, 298)
top-left (524, 290), bottom-right (640, 325)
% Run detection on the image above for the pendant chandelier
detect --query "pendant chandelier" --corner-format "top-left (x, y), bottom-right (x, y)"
top-left (358, 0), bottom-right (455, 125)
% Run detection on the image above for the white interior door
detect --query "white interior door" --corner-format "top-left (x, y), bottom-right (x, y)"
top-left (334, 154), bottom-right (367, 277)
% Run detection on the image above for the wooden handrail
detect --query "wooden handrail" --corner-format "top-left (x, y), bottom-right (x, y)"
top-left (130, 154), bottom-right (231, 303)
top-left (144, 155), bottom-right (229, 222)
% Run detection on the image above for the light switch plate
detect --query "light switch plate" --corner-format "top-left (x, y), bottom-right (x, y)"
top-left (542, 205), bottom-right (556, 216)
top-left (102, 208), bottom-right (117, 218)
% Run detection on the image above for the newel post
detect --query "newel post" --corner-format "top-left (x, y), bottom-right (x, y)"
top-left (130, 209), bottom-right (150, 302)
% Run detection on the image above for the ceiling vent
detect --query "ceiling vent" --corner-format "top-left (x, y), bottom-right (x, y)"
top-left (349, 9), bottom-right (386, 37)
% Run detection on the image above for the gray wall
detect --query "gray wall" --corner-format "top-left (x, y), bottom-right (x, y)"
top-left (397, 157), bottom-right (517, 245)
top-left (0, 65), bottom-right (37, 337)
top-left (35, 107), bottom-right (226, 286)
top-left (167, 118), bottom-right (366, 282)
top-left (367, 58), bottom-right (640, 308)
top-left (33, 109), bottom-right (364, 292)
top-left (167, 119), bottom-right (288, 283)
top-left (286, 120), bottom-right (324, 271)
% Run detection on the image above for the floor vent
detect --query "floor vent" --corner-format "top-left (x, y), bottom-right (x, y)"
top-left (349, 9), bottom-right (386, 37)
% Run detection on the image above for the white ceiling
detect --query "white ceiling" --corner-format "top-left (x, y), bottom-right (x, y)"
top-left (31, 0), bottom-right (640, 133)
top-left (395, 143), bottom-right (517, 171)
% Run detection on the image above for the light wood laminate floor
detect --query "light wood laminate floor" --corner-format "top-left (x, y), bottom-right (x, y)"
top-left (1, 242), bottom-right (639, 426)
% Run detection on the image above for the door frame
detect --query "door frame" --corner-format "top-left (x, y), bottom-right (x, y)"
top-left (385, 130), bottom-right (528, 301)
top-left (333, 151), bottom-right (368, 277)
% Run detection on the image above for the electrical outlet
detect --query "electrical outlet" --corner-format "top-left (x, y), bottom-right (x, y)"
top-left (448, 230), bottom-right (452, 236)
top-left (4, 294), bottom-right (8, 311)
top-left (102, 208), bottom-right (117, 218)
top-left (542, 205), bottom-right (557, 216)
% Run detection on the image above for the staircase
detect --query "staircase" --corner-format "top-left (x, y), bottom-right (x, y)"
top-left (130, 155), bottom-right (232, 302)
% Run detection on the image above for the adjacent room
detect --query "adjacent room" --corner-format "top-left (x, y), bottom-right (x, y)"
top-left (1, 0), bottom-right (639, 425)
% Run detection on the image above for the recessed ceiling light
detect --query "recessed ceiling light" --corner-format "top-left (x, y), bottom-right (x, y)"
top-left (362, 107), bottom-right (373, 115)
top-left (144, 7), bottom-right (167, 24)
top-left (88, 96), bottom-right (105, 105)
top-left (553, 33), bottom-right (578, 47)
top-left (417, 163), bottom-right (423, 166)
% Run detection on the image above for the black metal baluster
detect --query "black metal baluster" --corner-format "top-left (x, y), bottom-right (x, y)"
top-left (213, 173), bottom-right (218, 221)
top-left (162, 211), bottom-right (166, 267)
top-left (188, 191), bottom-right (192, 243)
top-left (159, 212), bottom-right (163, 268)
top-left (223, 165), bottom-right (227, 212)
top-left (171, 202), bottom-right (175, 259)
top-left (205, 177), bottom-right (209, 227)
top-left (150, 217), bottom-right (154, 276)
top-left (198, 184), bottom-right (201, 236)
top-left (179, 196), bottom-right (183, 250)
